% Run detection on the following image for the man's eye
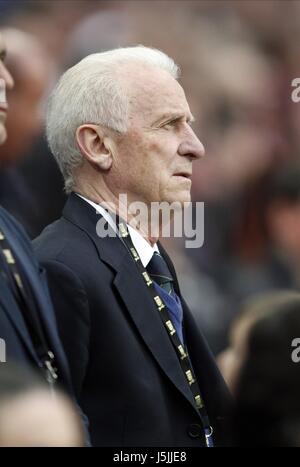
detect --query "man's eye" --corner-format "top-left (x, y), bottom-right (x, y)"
top-left (163, 121), bottom-right (176, 129)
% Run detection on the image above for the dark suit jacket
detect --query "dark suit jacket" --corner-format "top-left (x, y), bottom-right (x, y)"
top-left (0, 206), bottom-right (72, 391)
top-left (34, 193), bottom-right (231, 447)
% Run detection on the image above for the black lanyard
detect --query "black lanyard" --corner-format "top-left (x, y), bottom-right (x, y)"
top-left (0, 229), bottom-right (58, 387)
top-left (117, 220), bottom-right (214, 447)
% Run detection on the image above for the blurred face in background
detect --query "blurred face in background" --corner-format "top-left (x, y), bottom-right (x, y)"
top-left (0, 33), bottom-right (14, 146)
top-left (0, 28), bottom-right (52, 165)
top-left (267, 199), bottom-right (300, 261)
top-left (0, 389), bottom-right (84, 447)
top-left (217, 313), bottom-right (255, 394)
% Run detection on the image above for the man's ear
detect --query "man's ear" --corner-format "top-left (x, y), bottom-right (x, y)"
top-left (76, 124), bottom-right (113, 171)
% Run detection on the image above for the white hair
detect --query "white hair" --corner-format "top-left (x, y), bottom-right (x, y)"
top-left (46, 46), bottom-right (180, 193)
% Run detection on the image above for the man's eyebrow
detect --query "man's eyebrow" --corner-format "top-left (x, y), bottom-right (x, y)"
top-left (153, 112), bottom-right (195, 126)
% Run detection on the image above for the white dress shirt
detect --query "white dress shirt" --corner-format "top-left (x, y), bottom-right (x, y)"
top-left (76, 194), bottom-right (159, 267)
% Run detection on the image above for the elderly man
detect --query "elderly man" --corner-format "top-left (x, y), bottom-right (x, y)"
top-left (34, 46), bottom-right (231, 447)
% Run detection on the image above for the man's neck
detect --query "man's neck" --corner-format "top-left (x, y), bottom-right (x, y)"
top-left (75, 186), bottom-right (159, 247)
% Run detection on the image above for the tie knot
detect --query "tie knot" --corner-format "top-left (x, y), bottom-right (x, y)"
top-left (147, 252), bottom-right (173, 288)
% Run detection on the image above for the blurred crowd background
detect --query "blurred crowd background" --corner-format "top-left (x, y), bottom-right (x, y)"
top-left (1, 0), bottom-right (300, 447)
top-left (1, 0), bottom-right (300, 358)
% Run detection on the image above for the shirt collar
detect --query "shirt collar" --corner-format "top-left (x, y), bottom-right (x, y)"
top-left (76, 193), bottom-right (159, 267)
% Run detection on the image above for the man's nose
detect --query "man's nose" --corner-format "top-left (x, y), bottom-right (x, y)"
top-left (0, 62), bottom-right (14, 91)
top-left (178, 126), bottom-right (205, 160)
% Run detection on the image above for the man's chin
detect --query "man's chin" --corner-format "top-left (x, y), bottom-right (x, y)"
top-left (168, 190), bottom-right (191, 206)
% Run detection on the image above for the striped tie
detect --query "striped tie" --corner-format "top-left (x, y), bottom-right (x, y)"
top-left (147, 252), bottom-right (174, 295)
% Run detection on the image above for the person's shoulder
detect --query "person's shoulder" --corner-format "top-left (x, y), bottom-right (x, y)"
top-left (0, 205), bottom-right (30, 242)
top-left (0, 205), bottom-right (21, 230)
top-left (33, 216), bottom-right (95, 263)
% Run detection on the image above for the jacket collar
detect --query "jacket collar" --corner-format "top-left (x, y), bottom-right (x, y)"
top-left (62, 193), bottom-right (200, 416)
top-left (0, 277), bottom-right (40, 364)
top-left (0, 209), bottom-right (71, 384)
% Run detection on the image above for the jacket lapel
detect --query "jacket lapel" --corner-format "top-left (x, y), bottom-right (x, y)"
top-left (11, 242), bottom-right (71, 377)
top-left (0, 277), bottom-right (40, 363)
top-left (0, 214), bottom-right (71, 380)
top-left (114, 257), bottom-right (198, 413)
top-left (63, 193), bottom-right (200, 415)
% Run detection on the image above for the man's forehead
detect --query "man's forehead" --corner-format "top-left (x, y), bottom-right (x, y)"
top-left (122, 62), bottom-right (178, 92)
top-left (135, 88), bottom-right (192, 123)
top-left (123, 63), bottom-right (191, 119)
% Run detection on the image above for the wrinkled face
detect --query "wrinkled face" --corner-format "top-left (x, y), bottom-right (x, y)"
top-left (0, 34), bottom-right (14, 145)
top-left (109, 64), bottom-right (205, 206)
